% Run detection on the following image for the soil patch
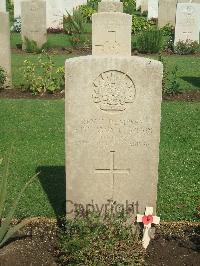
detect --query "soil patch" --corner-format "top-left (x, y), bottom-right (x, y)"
top-left (163, 91), bottom-right (200, 102)
top-left (146, 222), bottom-right (200, 266)
top-left (11, 47), bottom-right (91, 56)
top-left (0, 219), bottom-right (199, 266)
top-left (0, 89), bottom-right (65, 100)
top-left (0, 218), bottom-right (58, 266)
top-left (1, 89), bottom-right (200, 102)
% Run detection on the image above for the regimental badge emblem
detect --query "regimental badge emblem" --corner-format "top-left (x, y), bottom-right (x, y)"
top-left (93, 70), bottom-right (136, 112)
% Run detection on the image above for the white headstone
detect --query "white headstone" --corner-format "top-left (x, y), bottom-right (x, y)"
top-left (21, 0), bottom-right (47, 50)
top-left (175, 3), bottom-right (200, 44)
top-left (0, 12), bottom-right (12, 85)
top-left (0, 0), bottom-right (6, 12)
top-left (46, 0), bottom-right (63, 29)
top-left (158, 0), bottom-right (177, 27)
top-left (92, 11), bottom-right (132, 56)
top-left (148, 0), bottom-right (158, 19)
top-left (65, 0), bottom-right (163, 218)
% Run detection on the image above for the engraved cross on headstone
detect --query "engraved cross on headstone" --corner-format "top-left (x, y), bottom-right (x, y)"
top-left (95, 151), bottom-right (130, 198)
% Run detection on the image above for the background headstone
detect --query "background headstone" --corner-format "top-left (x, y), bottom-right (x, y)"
top-left (46, 0), bottom-right (63, 29)
top-left (65, 1), bottom-right (163, 217)
top-left (21, 0), bottom-right (47, 50)
top-left (98, 0), bottom-right (123, 12)
top-left (148, 0), bottom-right (158, 19)
top-left (92, 11), bottom-right (132, 56)
top-left (158, 0), bottom-right (177, 27)
top-left (175, 3), bottom-right (200, 44)
top-left (0, 0), bottom-right (6, 12)
top-left (0, 12), bottom-right (12, 85)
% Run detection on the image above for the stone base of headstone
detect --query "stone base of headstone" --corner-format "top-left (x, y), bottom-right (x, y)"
top-left (0, 12), bottom-right (12, 87)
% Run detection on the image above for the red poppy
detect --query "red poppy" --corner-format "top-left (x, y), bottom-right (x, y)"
top-left (142, 215), bottom-right (153, 225)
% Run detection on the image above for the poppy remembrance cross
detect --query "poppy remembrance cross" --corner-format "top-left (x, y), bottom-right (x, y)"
top-left (137, 207), bottom-right (160, 249)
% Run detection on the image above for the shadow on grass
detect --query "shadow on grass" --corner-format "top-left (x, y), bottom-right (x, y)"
top-left (181, 77), bottom-right (200, 89)
top-left (37, 166), bottom-right (66, 219)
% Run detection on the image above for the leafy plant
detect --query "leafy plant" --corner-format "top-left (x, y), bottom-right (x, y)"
top-left (68, 33), bottom-right (91, 49)
top-left (132, 15), bottom-right (152, 34)
top-left (159, 54), bottom-right (181, 96)
top-left (123, 0), bottom-right (136, 15)
top-left (0, 67), bottom-right (6, 90)
top-left (134, 28), bottom-right (163, 53)
top-left (22, 52), bottom-right (65, 94)
top-left (6, 0), bottom-right (14, 24)
top-left (0, 154), bottom-right (38, 248)
top-left (64, 8), bottom-right (87, 35)
top-left (58, 213), bottom-right (144, 265)
top-left (78, 4), bottom-right (96, 22)
top-left (174, 40), bottom-right (200, 55)
top-left (23, 37), bottom-right (49, 54)
top-left (87, 0), bottom-right (101, 10)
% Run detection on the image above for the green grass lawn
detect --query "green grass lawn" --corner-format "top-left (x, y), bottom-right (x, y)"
top-left (0, 99), bottom-right (199, 221)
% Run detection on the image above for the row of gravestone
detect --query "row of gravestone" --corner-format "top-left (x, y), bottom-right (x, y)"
top-left (137, 0), bottom-right (200, 44)
top-left (13, 0), bottom-right (87, 29)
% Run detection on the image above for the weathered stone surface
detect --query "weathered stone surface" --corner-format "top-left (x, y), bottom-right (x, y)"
top-left (65, 0), bottom-right (163, 218)
top-left (148, 0), bottom-right (158, 19)
top-left (0, 0), bottom-right (6, 12)
top-left (158, 0), bottom-right (177, 27)
top-left (0, 12), bottom-right (11, 85)
top-left (92, 12), bottom-right (132, 56)
top-left (175, 3), bottom-right (200, 44)
top-left (141, 0), bottom-right (148, 13)
top-left (21, 0), bottom-right (47, 50)
top-left (65, 56), bottom-right (163, 217)
top-left (98, 0), bottom-right (123, 12)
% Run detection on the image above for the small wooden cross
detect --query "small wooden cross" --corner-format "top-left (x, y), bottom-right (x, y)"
top-left (137, 207), bottom-right (160, 249)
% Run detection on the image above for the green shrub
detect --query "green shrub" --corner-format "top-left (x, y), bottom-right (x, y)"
top-left (68, 34), bottom-right (91, 49)
top-left (23, 37), bottom-right (49, 54)
top-left (132, 15), bottom-right (152, 34)
top-left (161, 24), bottom-right (175, 37)
top-left (159, 55), bottom-right (181, 96)
top-left (78, 4), bottom-right (96, 22)
top-left (0, 67), bottom-right (6, 90)
top-left (174, 40), bottom-right (200, 55)
top-left (64, 8), bottom-right (87, 35)
top-left (160, 25), bottom-right (175, 53)
top-left (87, 0), bottom-right (101, 10)
top-left (22, 53), bottom-right (65, 94)
top-left (123, 0), bottom-right (136, 15)
top-left (6, 0), bottom-right (14, 24)
top-left (58, 213), bottom-right (144, 266)
top-left (134, 28), bottom-right (163, 53)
